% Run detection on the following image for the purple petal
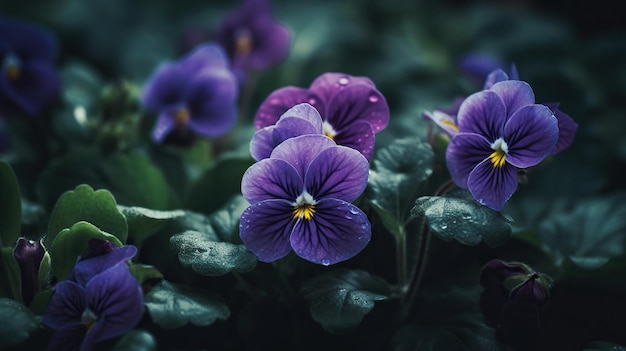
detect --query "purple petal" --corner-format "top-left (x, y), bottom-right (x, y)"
top-left (1, 61), bottom-right (60, 117)
top-left (290, 198), bottom-right (371, 265)
top-left (543, 103), bottom-right (577, 155)
top-left (151, 109), bottom-right (178, 143)
top-left (504, 105), bottom-right (558, 168)
top-left (245, 21), bottom-right (290, 70)
top-left (308, 72), bottom-right (375, 103)
top-left (323, 84), bottom-right (390, 134)
top-left (178, 43), bottom-right (229, 74)
top-left (456, 90), bottom-right (507, 141)
top-left (333, 120), bottom-right (376, 160)
top-left (140, 62), bottom-right (186, 111)
top-left (250, 106), bottom-right (323, 161)
top-left (47, 324), bottom-right (85, 351)
top-left (269, 134), bottom-right (336, 179)
top-left (489, 80), bottom-right (535, 119)
top-left (254, 87), bottom-right (319, 129)
top-left (239, 199), bottom-right (295, 262)
top-left (457, 53), bottom-right (504, 86)
top-left (421, 110), bottom-right (459, 137)
top-left (483, 68), bottom-right (510, 89)
top-left (0, 19), bottom-right (58, 61)
top-left (279, 103), bottom-right (323, 131)
top-left (186, 71), bottom-right (238, 138)
top-left (70, 245), bottom-right (137, 286)
top-left (241, 158), bottom-right (303, 203)
top-left (467, 158), bottom-right (518, 211)
top-left (85, 263), bottom-right (144, 341)
top-left (303, 145), bottom-right (369, 202)
top-left (44, 281), bottom-right (86, 329)
top-left (446, 133), bottom-right (493, 188)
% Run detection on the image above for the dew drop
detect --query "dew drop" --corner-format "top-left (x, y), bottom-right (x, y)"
top-left (308, 98), bottom-right (317, 105)
top-left (368, 95), bottom-right (379, 103)
top-left (440, 224), bottom-right (448, 230)
top-left (338, 77), bottom-right (349, 85)
top-left (321, 259), bottom-right (331, 266)
top-left (349, 208), bottom-right (359, 215)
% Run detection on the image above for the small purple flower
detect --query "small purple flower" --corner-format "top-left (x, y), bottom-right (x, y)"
top-left (446, 80), bottom-right (559, 211)
top-left (240, 134), bottom-right (371, 265)
top-left (216, 0), bottom-right (290, 81)
top-left (0, 18), bottom-right (60, 118)
top-left (141, 43), bottom-right (238, 144)
top-left (44, 240), bottom-right (143, 351)
top-left (249, 102), bottom-right (323, 160)
top-left (255, 72), bottom-right (390, 160)
top-left (13, 237), bottom-right (47, 305)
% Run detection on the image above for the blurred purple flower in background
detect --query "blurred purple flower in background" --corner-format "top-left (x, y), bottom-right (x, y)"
top-left (240, 134), bottom-right (371, 265)
top-left (0, 18), bottom-right (60, 118)
top-left (255, 72), bottom-right (390, 160)
top-left (141, 43), bottom-right (238, 144)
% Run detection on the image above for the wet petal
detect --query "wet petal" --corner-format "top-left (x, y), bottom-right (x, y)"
top-left (334, 120), bottom-right (376, 160)
top-left (290, 199), bottom-right (371, 265)
top-left (456, 90), bottom-right (506, 140)
top-left (269, 134), bottom-right (336, 178)
top-left (504, 105), bottom-right (558, 168)
top-left (279, 103), bottom-right (323, 131)
top-left (250, 112), bottom-right (322, 161)
top-left (467, 158), bottom-right (518, 211)
top-left (254, 87), bottom-right (320, 129)
top-left (186, 70), bottom-right (238, 137)
top-left (241, 158), bottom-right (302, 203)
top-left (309, 72), bottom-right (375, 103)
top-left (446, 132), bottom-right (492, 188)
top-left (44, 280), bottom-right (86, 329)
top-left (239, 199), bottom-right (295, 262)
top-left (489, 80), bottom-right (535, 119)
top-left (304, 146), bottom-right (369, 202)
top-left (324, 84), bottom-right (390, 133)
top-left (70, 245), bottom-right (137, 286)
top-left (85, 263), bottom-right (144, 341)
top-left (543, 103), bottom-right (578, 155)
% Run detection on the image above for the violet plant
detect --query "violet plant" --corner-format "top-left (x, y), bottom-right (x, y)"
top-left (0, 1), bottom-right (624, 351)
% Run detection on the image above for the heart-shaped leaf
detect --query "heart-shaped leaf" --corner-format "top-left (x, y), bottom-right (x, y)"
top-left (118, 205), bottom-right (185, 247)
top-left (112, 329), bottom-right (157, 351)
top-left (0, 298), bottom-right (40, 348)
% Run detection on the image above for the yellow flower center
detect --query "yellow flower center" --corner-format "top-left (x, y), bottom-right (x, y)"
top-left (4, 54), bottom-right (21, 80)
top-left (293, 191), bottom-right (316, 220)
top-left (81, 308), bottom-right (98, 332)
top-left (322, 121), bottom-right (337, 141)
top-left (235, 28), bottom-right (253, 58)
top-left (489, 138), bottom-right (508, 168)
top-left (441, 119), bottom-right (459, 132)
top-left (174, 108), bottom-right (190, 125)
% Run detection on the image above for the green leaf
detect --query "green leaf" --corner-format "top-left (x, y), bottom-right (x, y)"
top-left (300, 268), bottom-right (390, 334)
top-left (0, 298), bottom-right (40, 348)
top-left (411, 188), bottom-right (512, 247)
top-left (538, 193), bottom-right (626, 269)
top-left (118, 205), bottom-right (185, 248)
top-left (46, 184), bottom-right (128, 248)
top-left (144, 280), bottom-right (230, 329)
top-left (170, 231), bottom-right (258, 276)
top-left (584, 341), bottom-right (626, 351)
top-left (208, 195), bottom-right (249, 243)
top-left (0, 160), bottom-right (21, 248)
top-left (29, 288), bottom-right (54, 315)
top-left (184, 155), bottom-right (254, 215)
top-left (367, 138), bottom-right (434, 237)
top-left (129, 264), bottom-right (164, 284)
top-left (0, 246), bottom-right (22, 302)
top-left (112, 329), bottom-right (157, 351)
top-left (49, 221), bottom-right (123, 281)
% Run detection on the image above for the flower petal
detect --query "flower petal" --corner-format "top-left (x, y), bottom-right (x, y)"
top-left (85, 263), bottom-right (144, 341)
top-left (334, 120), bottom-right (376, 160)
top-left (309, 72), bottom-right (375, 101)
top-left (269, 134), bottom-right (336, 179)
top-left (279, 103), bottom-right (323, 131)
top-left (241, 158), bottom-right (303, 203)
top-left (0, 19), bottom-right (58, 61)
top-left (456, 90), bottom-right (506, 140)
top-left (504, 104), bottom-right (558, 168)
top-left (304, 145), bottom-right (369, 202)
top-left (70, 245), bottom-right (137, 286)
top-left (483, 68), bottom-right (510, 89)
top-left (543, 103), bottom-right (577, 155)
top-left (254, 87), bottom-right (320, 129)
top-left (467, 158), bottom-right (518, 211)
top-left (489, 80), bottom-right (535, 119)
top-left (239, 199), bottom-right (295, 262)
top-left (186, 70), bottom-right (238, 137)
top-left (290, 198), bottom-right (371, 265)
top-left (1, 61), bottom-right (60, 117)
top-left (246, 20), bottom-right (290, 70)
top-left (446, 132), bottom-right (493, 188)
top-left (178, 43), bottom-right (229, 74)
top-left (47, 324), bottom-right (85, 351)
top-left (151, 110), bottom-right (177, 143)
top-left (323, 84), bottom-right (390, 133)
top-left (140, 62), bottom-right (186, 111)
top-left (44, 280), bottom-right (86, 329)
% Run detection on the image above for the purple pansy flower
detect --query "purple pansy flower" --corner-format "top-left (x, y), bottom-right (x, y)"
top-left (446, 80), bottom-right (559, 211)
top-left (240, 134), bottom-right (371, 265)
top-left (141, 43), bottom-right (238, 144)
top-left (249, 102), bottom-right (323, 160)
top-left (0, 18), bottom-right (60, 118)
top-left (44, 240), bottom-right (143, 351)
top-left (216, 0), bottom-right (290, 81)
top-left (255, 72), bottom-right (390, 160)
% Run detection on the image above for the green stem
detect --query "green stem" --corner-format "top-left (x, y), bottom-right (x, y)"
top-left (394, 226), bottom-right (408, 296)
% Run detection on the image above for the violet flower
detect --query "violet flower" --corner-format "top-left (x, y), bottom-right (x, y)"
top-left (13, 237), bottom-right (47, 305)
top-left (0, 18), bottom-right (60, 118)
top-left (255, 72), bottom-right (390, 160)
top-left (216, 0), bottom-right (290, 81)
top-left (446, 80), bottom-right (559, 211)
top-left (44, 240), bottom-right (143, 351)
top-left (141, 43), bottom-right (238, 144)
top-left (240, 134), bottom-right (371, 265)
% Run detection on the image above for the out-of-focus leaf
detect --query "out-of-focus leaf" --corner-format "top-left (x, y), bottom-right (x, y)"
top-left (129, 264), bottom-right (163, 285)
top-left (49, 221), bottom-right (123, 281)
top-left (118, 205), bottom-right (185, 247)
top-left (144, 280), bottom-right (230, 329)
top-left (112, 329), bottom-right (157, 351)
top-left (170, 231), bottom-right (257, 276)
top-left (411, 188), bottom-right (512, 247)
top-left (0, 298), bottom-right (40, 348)
top-left (0, 160), bottom-right (21, 248)
top-left (300, 268), bottom-right (390, 334)
top-left (0, 247), bottom-right (22, 302)
top-left (46, 184), bottom-right (128, 247)
top-left (584, 341), bottom-right (626, 351)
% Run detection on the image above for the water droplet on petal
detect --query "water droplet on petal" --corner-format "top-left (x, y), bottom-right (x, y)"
top-left (368, 95), bottom-right (379, 103)
top-left (349, 208), bottom-right (359, 215)
top-left (308, 98), bottom-right (316, 105)
top-left (321, 259), bottom-right (331, 266)
top-left (338, 77), bottom-right (349, 85)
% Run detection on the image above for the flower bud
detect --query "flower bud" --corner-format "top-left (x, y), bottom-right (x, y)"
top-left (13, 237), bottom-right (47, 305)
